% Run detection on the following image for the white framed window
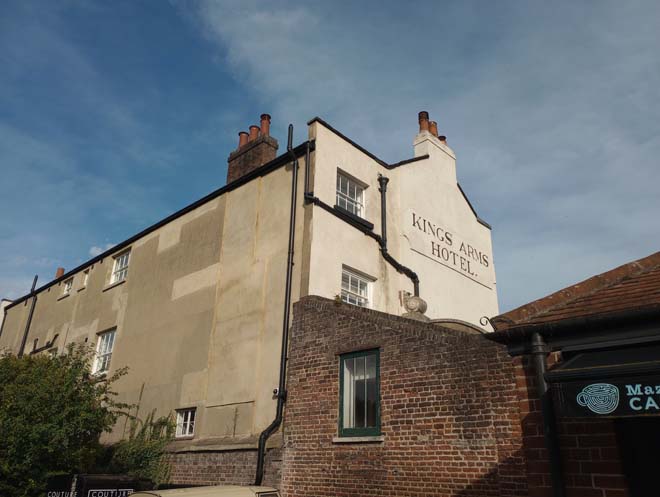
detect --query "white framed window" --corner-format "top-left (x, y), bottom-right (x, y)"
top-left (176, 408), bottom-right (196, 438)
top-left (82, 269), bottom-right (90, 287)
top-left (111, 250), bottom-right (130, 284)
top-left (341, 267), bottom-right (373, 308)
top-left (92, 329), bottom-right (116, 374)
top-left (336, 172), bottom-right (365, 218)
top-left (62, 277), bottom-right (73, 295)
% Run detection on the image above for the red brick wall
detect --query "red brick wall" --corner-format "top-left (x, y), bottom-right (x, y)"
top-left (514, 356), bottom-right (629, 497)
top-left (281, 296), bottom-right (528, 497)
top-left (168, 448), bottom-right (282, 488)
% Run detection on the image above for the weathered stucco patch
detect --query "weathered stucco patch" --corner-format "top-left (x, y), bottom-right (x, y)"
top-left (172, 263), bottom-right (220, 300)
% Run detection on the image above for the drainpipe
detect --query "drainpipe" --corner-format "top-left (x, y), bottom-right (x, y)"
top-left (18, 275), bottom-right (38, 358)
top-left (377, 175), bottom-right (420, 297)
top-left (530, 332), bottom-right (565, 497)
top-left (255, 124), bottom-right (299, 486)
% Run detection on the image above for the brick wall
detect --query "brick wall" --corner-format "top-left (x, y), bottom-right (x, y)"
top-left (281, 296), bottom-right (528, 497)
top-left (226, 135), bottom-right (278, 183)
top-left (514, 356), bottom-right (629, 497)
top-left (168, 448), bottom-right (282, 488)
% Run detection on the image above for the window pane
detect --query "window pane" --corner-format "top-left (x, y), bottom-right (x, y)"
top-left (366, 353), bottom-right (378, 427)
top-left (343, 358), bottom-right (355, 429)
top-left (355, 355), bottom-right (366, 428)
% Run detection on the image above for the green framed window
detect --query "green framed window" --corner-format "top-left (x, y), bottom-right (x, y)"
top-left (339, 349), bottom-right (380, 437)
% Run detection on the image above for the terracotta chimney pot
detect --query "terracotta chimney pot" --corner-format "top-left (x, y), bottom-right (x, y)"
top-left (238, 131), bottom-right (249, 148)
top-left (418, 111), bottom-right (430, 132)
top-left (248, 125), bottom-right (260, 142)
top-left (429, 121), bottom-right (438, 136)
top-left (55, 267), bottom-right (65, 279)
top-left (260, 114), bottom-right (271, 137)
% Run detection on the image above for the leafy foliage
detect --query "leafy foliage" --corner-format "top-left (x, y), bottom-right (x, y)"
top-left (109, 410), bottom-right (174, 485)
top-left (0, 344), bottom-right (128, 497)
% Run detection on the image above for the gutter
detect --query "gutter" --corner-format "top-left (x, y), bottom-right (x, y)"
top-left (488, 305), bottom-right (660, 350)
top-left (5, 142), bottom-right (314, 312)
top-left (254, 125), bottom-right (299, 486)
top-left (17, 275), bottom-right (39, 357)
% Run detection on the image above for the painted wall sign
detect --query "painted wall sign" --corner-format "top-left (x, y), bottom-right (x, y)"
top-left (556, 376), bottom-right (660, 418)
top-left (404, 209), bottom-right (494, 289)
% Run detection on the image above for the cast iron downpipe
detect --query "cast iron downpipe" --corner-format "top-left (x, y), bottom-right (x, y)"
top-left (255, 124), bottom-right (299, 486)
top-left (530, 332), bottom-right (566, 497)
top-left (377, 174), bottom-right (420, 297)
top-left (17, 275), bottom-right (39, 357)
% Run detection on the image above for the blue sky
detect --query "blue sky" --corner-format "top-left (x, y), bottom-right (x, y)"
top-left (1, 0), bottom-right (658, 312)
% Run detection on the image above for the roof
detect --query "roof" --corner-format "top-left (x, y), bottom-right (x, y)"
top-left (491, 251), bottom-right (660, 333)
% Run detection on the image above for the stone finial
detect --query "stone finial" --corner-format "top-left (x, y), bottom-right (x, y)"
top-left (402, 293), bottom-right (430, 322)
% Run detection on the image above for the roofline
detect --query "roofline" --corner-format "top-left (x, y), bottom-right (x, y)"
top-left (308, 116), bottom-right (491, 227)
top-left (491, 251), bottom-right (660, 329)
top-left (6, 141), bottom-right (313, 311)
top-left (307, 116), bottom-right (429, 170)
top-left (457, 183), bottom-right (491, 230)
top-left (487, 304), bottom-right (660, 349)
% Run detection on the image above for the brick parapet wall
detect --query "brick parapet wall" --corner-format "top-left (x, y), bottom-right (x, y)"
top-left (168, 448), bottom-right (282, 488)
top-left (281, 296), bottom-right (528, 497)
top-left (513, 355), bottom-right (629, 497)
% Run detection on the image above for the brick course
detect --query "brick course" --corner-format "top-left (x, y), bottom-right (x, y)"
top-left (168, 449), bottom-right (282, 488)
top-left (281, 296), bottom-right (528, 497)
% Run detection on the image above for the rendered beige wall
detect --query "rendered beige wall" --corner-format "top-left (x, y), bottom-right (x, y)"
top-left (0, 159), bottom-right (308, 448)
top-left (306, 121), bottom-right (498, 328)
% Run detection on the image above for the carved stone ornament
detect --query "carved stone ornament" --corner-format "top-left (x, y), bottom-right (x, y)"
top-left (402, 294), bottom-right (430, 321)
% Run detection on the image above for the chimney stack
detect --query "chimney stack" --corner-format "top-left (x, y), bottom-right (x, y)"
top-left (418, 111), bottom-right (430, 132)
top-left (429, 120), bottom-right (438, 136)
top-left (227, 114), bottom-right (279, 184)
top-left (55, 267), bottom-right (65, 279)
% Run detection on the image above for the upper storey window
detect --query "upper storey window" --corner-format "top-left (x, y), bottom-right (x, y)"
top-left (111, 250), bottom-right (131, 284)
top-left (341, 267), bottom-right (372, 308)
top-left (62, 277), bottom-right (73, 296)
top-left (336, 172), bottom-right (365, 218)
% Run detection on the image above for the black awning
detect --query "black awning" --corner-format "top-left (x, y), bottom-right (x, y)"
top-left (547, 344), bottom-right (660, 418)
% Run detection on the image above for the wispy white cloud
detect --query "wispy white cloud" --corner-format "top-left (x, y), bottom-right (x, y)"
top-left (89, 243), bottom-right (115, 257)
top-left (186, 0), bottom-right (660, 310)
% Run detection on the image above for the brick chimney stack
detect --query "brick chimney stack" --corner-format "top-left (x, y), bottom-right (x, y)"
top-left (227, 114), bottom-right (279, 183)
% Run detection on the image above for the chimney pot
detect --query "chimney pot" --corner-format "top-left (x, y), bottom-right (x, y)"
top-left (238, 131), bottom-right (249, 148)
top-left (260, 114), bottom-right (271, 136)
top-left (429, 121), bottom-right (438, 136)
top-left (438, 135), bottom-right (447, 143)
top-left (248, 125), bottom-right (260, 142)
top-left (418, 111), bottom-right (430, 132)
top-left (55, 267), bottom-right (65, 279)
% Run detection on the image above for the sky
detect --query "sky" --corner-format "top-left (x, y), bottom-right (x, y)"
top-left (1, 0), bottom-right (659, 313)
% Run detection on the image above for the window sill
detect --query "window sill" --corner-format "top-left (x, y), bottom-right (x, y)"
top-left (57, 293), bottom-right (70, 301)
top-left (102, 279), bottom-right (126, 292)
top-left (174, 435), bottom-right (195, 441)
top-left (333, 205), bottom-right (374, 230)
top-left (332, 435), bottom-right (384, 444)
top-left (77, 286), bottom-right (86, 292)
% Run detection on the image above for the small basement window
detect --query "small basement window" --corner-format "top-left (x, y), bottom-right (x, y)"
top-left (111, 250), bottom-right (130, 284)
top-left (339, 349), bottom-right (380, 437)
top-left (336, 171), bottom-right (365, 218)
top-left (176, 408), bottom-right (196, 438)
